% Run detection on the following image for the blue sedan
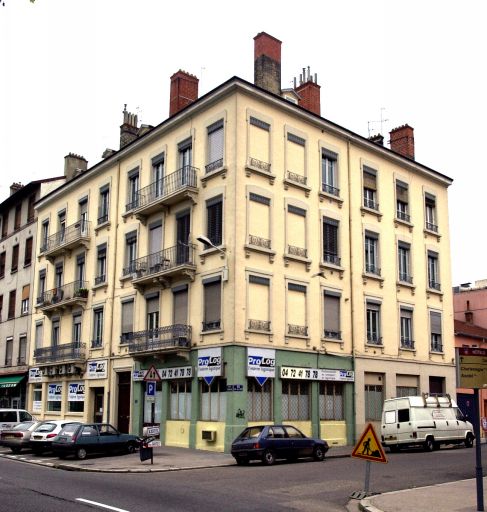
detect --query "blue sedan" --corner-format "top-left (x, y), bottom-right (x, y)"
top-left (231, 424), bottom-right (329, 465)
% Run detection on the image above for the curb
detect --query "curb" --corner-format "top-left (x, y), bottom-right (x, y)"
top-left (0, 449), bottom-right (351, 473)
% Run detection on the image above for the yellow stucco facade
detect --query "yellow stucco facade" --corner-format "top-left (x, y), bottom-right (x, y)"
top-left (27, 78), bottom-right (454, 450)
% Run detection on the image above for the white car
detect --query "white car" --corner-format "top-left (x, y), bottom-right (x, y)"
top-left (29, 420), bottom-right (81, 455)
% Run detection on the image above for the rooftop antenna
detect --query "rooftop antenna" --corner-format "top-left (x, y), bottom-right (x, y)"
top-left (367, 107), bottom-right (389, 137)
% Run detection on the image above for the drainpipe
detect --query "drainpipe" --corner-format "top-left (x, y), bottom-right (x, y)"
top-left (106, 159), bottom-right (122, 425)
top-left (347, 139), bottom-right (357, 444)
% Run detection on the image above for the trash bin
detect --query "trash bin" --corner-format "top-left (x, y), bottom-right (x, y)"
top-left (139, 435), bottom-right (156, 463)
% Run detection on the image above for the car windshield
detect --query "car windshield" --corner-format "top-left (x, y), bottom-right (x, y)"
top-left (13, 422), bottom-right (35, 431)
top-left (35, 423), bottom-right (57, 433)
top-left (238, 426), bottom-right (264, 440)
top-left (59, 423), bottom-right (80, 436)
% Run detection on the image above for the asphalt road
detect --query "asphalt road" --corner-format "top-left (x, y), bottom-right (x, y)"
top-left (0, 446), bottom-right (485, 512)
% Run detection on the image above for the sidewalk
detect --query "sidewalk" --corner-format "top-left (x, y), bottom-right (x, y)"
top-left (355, 477), bottom-right (487, 512)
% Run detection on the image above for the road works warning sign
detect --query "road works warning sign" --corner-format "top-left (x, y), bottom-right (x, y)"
top-left (143, 365), bottom-right (161, 382)
top-left (351, 423), bottom-right (387, 463)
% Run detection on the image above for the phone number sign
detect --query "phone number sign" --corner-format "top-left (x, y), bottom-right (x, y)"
top-left (280, 366), bottom-right (354, 382)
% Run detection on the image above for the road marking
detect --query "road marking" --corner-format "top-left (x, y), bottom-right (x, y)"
top-left (76, 498), bottom-right (130, 512)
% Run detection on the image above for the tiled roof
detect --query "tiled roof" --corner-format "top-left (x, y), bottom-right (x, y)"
top-left (454, 319), bottom-right (487, 340)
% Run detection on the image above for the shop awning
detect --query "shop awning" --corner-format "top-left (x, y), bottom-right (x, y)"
top-left (0, 375), bottom-right (24, 388)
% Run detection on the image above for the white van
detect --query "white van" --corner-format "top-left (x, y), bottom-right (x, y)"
top-left (381, 394), bottom-right (474, 452)
top-left (0, 409), bottom-right (35, 432)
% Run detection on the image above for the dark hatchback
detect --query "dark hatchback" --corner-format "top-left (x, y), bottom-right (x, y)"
top-left (52, 423), bottom-right (140, 460)
top-left (231, 424), bottom-right (329, 465)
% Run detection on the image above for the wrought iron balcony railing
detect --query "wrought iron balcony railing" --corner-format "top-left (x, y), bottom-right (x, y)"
top-left (34, 342), bottom-right (86, 364)
top-left (287, 171), bottom-right (307, 186)
top-left (396, 210), bottom-right (410, 222)
top-left (322, 183), bottom-right (340, 196)
top-left (249, 234), bottom-right (271, 250)
top-left (288, 245), bottom-right (307, 258)
top-left (40, 220), bottom-right (90, 254)
top-left (401, 337), bottom-right (415, 350)
top-left (365, 263), bottom-right (381, 276)
top-left (323, 252), bottom-right (341, 266)
top-left (205, 158), bottom-right (223, 174)
top-left (37, 281), bottom-right (89, 308)
top-left (125, 166), bottom-right (198, 212)
top-left (94, 275), bottom-right (106, 286)
top-left (428, 280), bottom-right (441, 291)
top-left (202, 320), bottom-right (221, 332)
top-left (367, 334), bottom-right (382, 345)
top-left (363, 197), bottom-right (379, 210)
top-left (425, 221), bottom-right (438, 232)
top-left (122, 243), bottom-right (196, 278)
top-left (398, 272), bottom-right (413, 284)
top-left (248, 319), bottom-right (271, 332)
top-left (430, 340), bottom-right (443, 352)
top-left (288, 324), bottom-right (308, 336)
top-left (126, 324), bottom-right (191, 354)
top-left (324, 330), bottom-right (342, 340)
top-left (97, 207), bottom-right (109, 225)
top-left (248, 157), bottom-right (271, 173)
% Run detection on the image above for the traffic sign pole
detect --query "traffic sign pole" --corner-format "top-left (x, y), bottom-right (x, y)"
top-left (474, 388), bottom-right (484, 512)
top-left (364, 461), bottom-right (371, 494)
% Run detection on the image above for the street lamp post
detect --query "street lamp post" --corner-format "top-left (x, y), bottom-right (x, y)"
top-left (196, 235), bottom-right (228, 282)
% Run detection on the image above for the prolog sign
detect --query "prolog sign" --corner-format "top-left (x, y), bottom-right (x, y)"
top-left (459, 347), bottom-right (487, 389)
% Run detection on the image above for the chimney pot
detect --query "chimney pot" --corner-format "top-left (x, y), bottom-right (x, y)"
top-left (294, 66), bottom-right (321, 116)
top-left (389, 124), bottom-right (415, 159)
top-left (369, 134), bottom-right (384, 146)
top-left (169, 70), bottom-right (199, 117)
top-left (9, 182), bottom-right (23, 196)
top-left (120, 106), bottom-right (139, 149)
top-left (64, 153), bottom-right (88, 181)
top-left (254, 32), bottom-right (282, 95)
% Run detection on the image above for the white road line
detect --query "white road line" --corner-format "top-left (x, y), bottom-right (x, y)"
top-left (76, 498), bottom-right (130, 512)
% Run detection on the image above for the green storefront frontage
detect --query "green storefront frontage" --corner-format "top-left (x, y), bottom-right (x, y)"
top-left (130, 345), bottom-right (354, 452)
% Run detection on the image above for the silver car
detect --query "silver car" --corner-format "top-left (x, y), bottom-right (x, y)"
top-left (0, 421), bottom-right (44, 453)
top-left (30, 420), bottom-right (81, 455)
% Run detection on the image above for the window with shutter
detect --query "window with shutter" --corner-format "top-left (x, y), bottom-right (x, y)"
top-left (207, 120), bottom-right (224, 173)
top-left (24, 237), bottom-right (33, 266)
top-left (206, 197), bottom-right (223, 246)
top-left (203, 277), bottom-right (221, 331)
top-left (430, 311), bottom-right (442, 352)
top-left (8, 290), bottom-right (16, 319)
top-left (323, 218), bottom-right (339, 265)
top-left (173, 286), bottom-right (188, 325)
top-left (324, 292), bottom-right (341, 339)
top-left (11, 244), bottom-right (19, 272)
top-left (121, 300), bottom-right (134, 343)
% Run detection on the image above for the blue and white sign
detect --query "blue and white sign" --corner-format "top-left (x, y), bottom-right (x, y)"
top-left (198, 347), bottom-right (222, 386)
top-left (47, 383), bottom-right (62, 402)
top-left (28, 367), bottom-right (43, 383)
top-left (68, 382), bottom-right (85, 402)
top-left (87, 360), bottom-right (107, 379)
top-left (146, 381), bottom-right (156, 397)
top-left (247, 348), bottom-right (275, 386)
top-left (132, 369), bottom-right (146, 382)
top-left (280, 366), bottom-right (355, 382)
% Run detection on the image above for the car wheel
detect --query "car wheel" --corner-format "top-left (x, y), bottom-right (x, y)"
top-left (313, 446), bottom-right (325, 461)
top-left (10, 447), bottom-right (21, 454)
top-left (76, 447), bottom-right (87, 460)
top-left (126, 442), bottom-right (137, 454)
top-left (423, 437), bottom-right (434, 452)
top-left (262, 449), bottom-right (275, 466)
top-left (235, 457), bottom-right (249, 466)
top-left (465, 433), bottom-right (474, 448)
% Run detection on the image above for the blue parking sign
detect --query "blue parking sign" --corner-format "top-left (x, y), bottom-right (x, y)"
top-left (146, 381), bottom-right (156, 397)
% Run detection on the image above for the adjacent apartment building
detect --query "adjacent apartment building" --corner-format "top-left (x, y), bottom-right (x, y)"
top-left (453, 281), bottom-right (487, 430)
top-left (0, 178), bottom-right (64, 407)
top-left (27, 33), bottom-right (455, 451)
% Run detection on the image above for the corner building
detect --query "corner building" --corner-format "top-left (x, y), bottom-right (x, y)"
top-left (28, 33), bottom-right (454, 451)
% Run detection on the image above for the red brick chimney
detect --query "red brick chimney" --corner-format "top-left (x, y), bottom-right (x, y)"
top-left (389, 125), bottom-right (415, 160)
top-left (169, 70), bottom-right (199, 117)
top-left (294, 67), bottom-right (321, 116)
top-left (254, 32), bottom-right (282, 95)
top-left (120, 105), bottom-right (139, 149)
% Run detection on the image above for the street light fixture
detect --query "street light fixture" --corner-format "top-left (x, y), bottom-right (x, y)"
top-left (196, 235), bottom-right (228, 282)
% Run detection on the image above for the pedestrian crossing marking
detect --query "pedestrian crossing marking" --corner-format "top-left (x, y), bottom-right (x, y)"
top-left (351, 423), bottom-right (387, 463)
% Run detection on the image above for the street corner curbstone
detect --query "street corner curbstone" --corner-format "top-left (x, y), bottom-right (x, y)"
top-left (359, 500), bottom-right (383, 512)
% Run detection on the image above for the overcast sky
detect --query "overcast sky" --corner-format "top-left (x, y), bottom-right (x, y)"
top-left (0, 0), bottom-right (485, 286)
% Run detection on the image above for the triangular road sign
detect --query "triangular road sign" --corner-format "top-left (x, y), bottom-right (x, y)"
top-left (143, 365), bottom-right (161, 382)
top-left (351, 423), bottom-right (387, 463)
